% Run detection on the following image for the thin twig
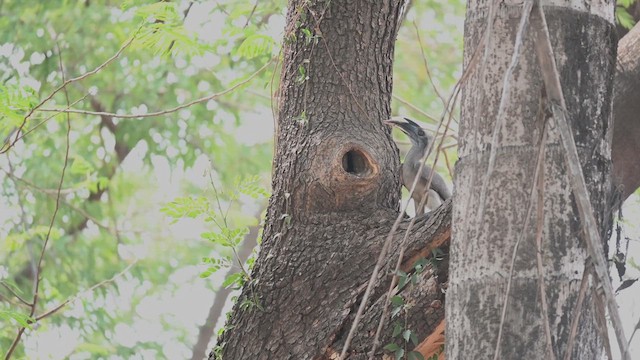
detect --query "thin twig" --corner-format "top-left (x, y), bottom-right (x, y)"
top-left (39, 60), bottom-right (273, 119)
top-left (368, 173), bottom-right (436, 359)
top-left (0, 283), bottom-right (31, 307)
top-left (442, 149), bottom-right (454, 179)
top-left (593, 286), bottom-right (614, 360)
top-left (207, 171), bottom-right (250, 280)
top-left (243, 0), bottom-right (259, 29)
top-left (533, 123), bottom-right (555, 360)
top-left (11, 93), bottom-right (90, 146)
top-left (2, 169), bottom-right (113, 233)
top-left (0, 25), bottom-right (141, 154)
top-left (5, 45), bottom-right (73, 360)
top-left (564, 267), bottom-right (590, 360)
top-left (392, 95), bottom-right (439, 123)
top-left (412, 21), bottom-right (458, 124)
top-left (532, 4), bottom-right (630, 359)
top-left (628, 316), bottom-right (640, 346)
top-left (367, 54), bottom-right (462, 360)
top-left (35, 261), bottom-right (136, 321)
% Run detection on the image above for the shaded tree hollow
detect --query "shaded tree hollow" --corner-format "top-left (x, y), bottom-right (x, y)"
top-left (342, 148), bottom-right (373, 176)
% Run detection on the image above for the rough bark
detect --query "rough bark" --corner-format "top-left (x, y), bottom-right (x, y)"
top-left (448, 1), bottom-right (616, 359)
top-left (215, 0), bottom-right (410, 358)
top-left (613, 22), bottom-right (640, 200)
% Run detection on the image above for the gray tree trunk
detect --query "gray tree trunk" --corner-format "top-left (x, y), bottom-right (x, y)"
top-left (613, 23), bottom-right (640, 200)
top-left (448, 1), bottom-right (616, 359)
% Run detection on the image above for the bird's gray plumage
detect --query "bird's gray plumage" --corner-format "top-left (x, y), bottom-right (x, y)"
top-left (385, 117), bottom-right (451, 215)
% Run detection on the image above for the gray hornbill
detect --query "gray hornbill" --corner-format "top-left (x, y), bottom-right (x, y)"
top-left (385, 117), bottom-right (451, 215)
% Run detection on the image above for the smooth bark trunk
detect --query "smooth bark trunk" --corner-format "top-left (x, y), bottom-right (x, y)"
top-left (448, 1), bottom-right (616, 358)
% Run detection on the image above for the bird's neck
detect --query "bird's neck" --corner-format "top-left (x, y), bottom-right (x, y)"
top-left (406, 141), bottom-right (428, 166)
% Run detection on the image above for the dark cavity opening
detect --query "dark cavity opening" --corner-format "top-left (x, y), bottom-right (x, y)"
top-left (342, 149), bottom-right (370, 175)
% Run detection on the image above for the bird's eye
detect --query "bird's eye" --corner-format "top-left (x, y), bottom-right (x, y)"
top-left (417, 130), bottom-right (425, 136)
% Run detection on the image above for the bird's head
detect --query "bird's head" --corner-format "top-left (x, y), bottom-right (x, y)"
top-left (384, 116), bottom-right (432, 148)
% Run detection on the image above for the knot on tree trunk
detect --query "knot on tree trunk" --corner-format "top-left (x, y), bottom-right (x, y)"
top-left (301, 136), bottom-right (396, 215)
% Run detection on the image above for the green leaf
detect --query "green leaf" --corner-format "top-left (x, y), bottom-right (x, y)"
top-left (616, 7), bottom-right (637, 30)
top-left (392, 322), bottom-right (403, 338)
top-left (199, 269), bottom-right (214, 278)
top-left (410, 332), bottom-right (419, 346)
top-left (383, 343), bottom-right (401, 352)
top-left (413, 257), bottom-right (428, 273)
top-left (0, 83), bottom-right (37, 138)
top-left (223, 227), bottom-right (249, 247)
top-left (236, 175), bottom-right (270, 198)
top-left (70, 156), bottom-right (94, 175)
top-left (391, 305), bottom-right (402, 318)
top-left (134, 2), bottom-right (203, 56)
top-left (0, 310), bottom-right (34, 328)
top-left (398, 271), bottom-right (410, 289)
top-left (236, 34), bottom-right (275, 59)
top-left (408, 351), bottom-right (425, 360)
top-left (395, 348), bottom-right (405, 360)
top-left (391, 295), bottom-right (404, 307)
top-left (403, 329), bottom-right (412, 342)
top-left (75, 343), bottom-right (112, 355)
top-left (222, 272), bottom-right (245, 289)
top-left (201, 231), bottom-right (227, 244)
top-left (619, 0), bottom-right (634, 7)
top-left (162, 196), bottom-right (209, 219)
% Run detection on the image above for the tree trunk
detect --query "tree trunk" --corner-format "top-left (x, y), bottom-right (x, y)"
top-left (215, 0), bottom-right (408, 358)
top-left (613, 22), bottom-right (640, 200)
top-left (448, 1), bottom-right (616, 359)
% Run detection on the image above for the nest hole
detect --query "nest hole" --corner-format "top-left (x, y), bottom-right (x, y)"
top-left (342, 149), bottom-right (371, 176)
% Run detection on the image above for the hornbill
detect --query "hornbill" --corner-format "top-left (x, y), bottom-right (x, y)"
top-left (385, 117), bottom-right (451, 215)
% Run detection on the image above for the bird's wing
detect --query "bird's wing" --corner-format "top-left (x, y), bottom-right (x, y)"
top-left (421, 165), bottom-right (451, 201)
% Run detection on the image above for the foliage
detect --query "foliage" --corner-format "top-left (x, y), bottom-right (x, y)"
top-left (617, 0), bottom-right (638, 30)
top-left (0, 0), bottom-right (278, 357)
top-left (384, 252), bottom-right (443, 360)
top-left (162, 175), bottom-right (268, 288)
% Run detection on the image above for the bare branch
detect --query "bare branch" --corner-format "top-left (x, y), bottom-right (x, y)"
top-left (35, 261), bottom-right (136, 322)
top-left (534, 122), bottom-right (555, 360)
top-left (564, 267), bottom-right (590, 360)
top-left (0, 25), bottom-right (141, 154)
top-left (13, 94), bottom-right (90, 146)
top-left (1, 169), bottom-right (114, 233)
top-left (5, 45), bottom-right (74, 360)
top-left (38, 60), bottom-right (274, 119)
top-left (392, 95), bottom-right (439, 124)
top-left (0, 283), bottom-right (32, 307)
top-left (412, 21), bottom-right (458, 124)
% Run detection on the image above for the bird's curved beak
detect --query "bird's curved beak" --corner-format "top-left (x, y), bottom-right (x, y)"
top-left (383, 119), bottom-right (403, 126)
top-left (384, 117), bottom-right (412, 135)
